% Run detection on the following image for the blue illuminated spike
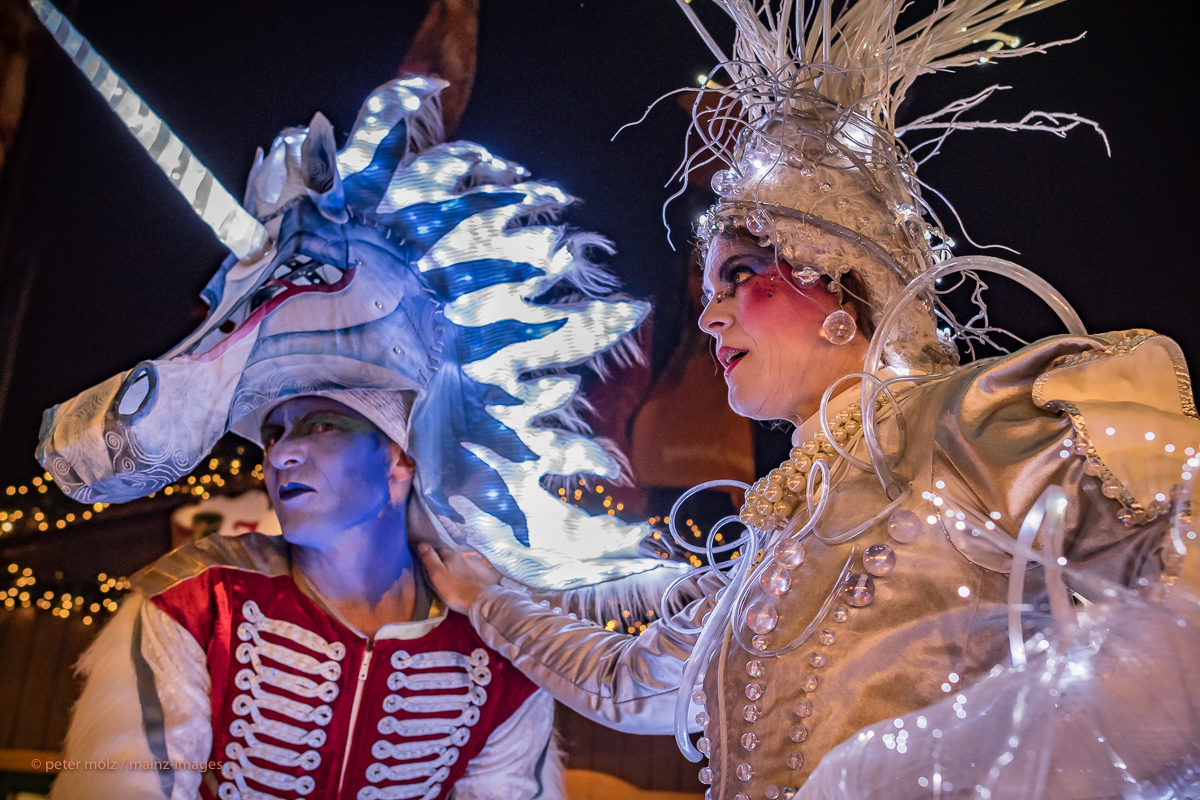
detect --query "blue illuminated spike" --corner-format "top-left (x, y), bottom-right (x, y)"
top-left (423, 259), bottom-right (544, 304)
top-left (424, 448), bottom-right (533, 546)
top-left (455, 319), bottom-right (568, 364)
top-left (383, 193), bottom-right (523, 256)
top-left (342, 125), bottom-right (407, 214)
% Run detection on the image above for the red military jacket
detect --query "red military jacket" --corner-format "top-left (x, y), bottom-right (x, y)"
top-left (133, 532), bottom-right (537, 800)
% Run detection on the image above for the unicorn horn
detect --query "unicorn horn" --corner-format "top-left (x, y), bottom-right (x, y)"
top-left (28, 0), bottom-right (269, 261)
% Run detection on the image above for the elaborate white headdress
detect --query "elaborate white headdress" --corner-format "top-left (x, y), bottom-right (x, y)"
top-left (677, 0), bottom-right (1104, 371)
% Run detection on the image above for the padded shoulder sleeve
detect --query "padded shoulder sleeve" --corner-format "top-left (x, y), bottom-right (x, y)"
top-left (450, 690), bottom-right (562, 800)
top-left (931, 331), bottom-right (1199, 582)
top-left (1031, 331), bottom-right (1198, 523)
top-left (51, 592), bottom-right (211, 800)
top-left (131, 531), bottom-right (289, 599)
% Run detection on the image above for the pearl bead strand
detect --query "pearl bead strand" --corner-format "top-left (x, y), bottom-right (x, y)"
top-left (738, 397), bottom-right (888, 532)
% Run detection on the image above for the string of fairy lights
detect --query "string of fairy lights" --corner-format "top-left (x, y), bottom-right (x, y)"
top-left (1, 439), bottom-right (264, 625)
top-left (3, 564), bottom-right (131, 625)
top-left (2, 442), bottom-right (734, 634)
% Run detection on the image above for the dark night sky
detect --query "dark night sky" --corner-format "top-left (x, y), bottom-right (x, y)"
top-left (0, 0), bottom-right (1196, 487)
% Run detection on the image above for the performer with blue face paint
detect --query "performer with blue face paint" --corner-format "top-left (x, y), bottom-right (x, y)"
top-left (30, 3), bottom-right (683, 798)
top-left (54, 388), bottom-right (555, 800)
top-left (259, 395), bottom-right (430, 637)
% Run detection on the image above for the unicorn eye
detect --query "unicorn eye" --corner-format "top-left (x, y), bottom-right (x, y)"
top-left (249, 256), bottom-right (345, 311)
top-left (270, 255), bottom-right (345, 287)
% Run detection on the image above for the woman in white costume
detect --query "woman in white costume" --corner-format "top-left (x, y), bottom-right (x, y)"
top-left (421, 1), bottom-right (1200, 797)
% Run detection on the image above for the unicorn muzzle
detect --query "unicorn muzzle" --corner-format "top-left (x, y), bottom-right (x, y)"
top-left (39, 345), bottom-right (256, 504)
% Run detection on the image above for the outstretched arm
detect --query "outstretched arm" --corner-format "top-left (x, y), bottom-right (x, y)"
top-left (420, 544), bottom-right (718, 735)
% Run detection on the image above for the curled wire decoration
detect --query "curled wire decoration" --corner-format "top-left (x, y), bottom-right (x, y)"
top-left (859, 255), bottom-right (1086, 499)
top-left (930, 269), bottom-right (1030, 360)
top-left (1168, 470), bottom-right (1194, 560)
top-left (864, 255), bottom-right (1087, 376)
top-left (1006, 486), bottom-right (1069, 667)
top-left (951, 491), bottom-right (1147, 612)
top-left (818, 370), bottom-right (908, 485)
top-left (812, 487), bottom-right (909, 546)
top-left (667, 479), bottom-right (753, 554)
top-left (657, 518), bottom-right (753, 634)
top-left (791, 457), bottom-right (833, 543)
top-left (658, 566), bottom-right (725, 637)
top-left (732, 548), bottom-right (858, 659)
top-left (660, 481), bottom-right (757, 636)
top-left (858, 372), bottom-right (952, 500)
top-left (817, 374), bottom-right (878, 472)
top-left (839, 371), bottom-right (909, 500)
top-left (732, 460), bottom-right (858, 656)
top-left (1164, 466), bottom-right (1200, 614)
top-left (662, 482), bottom-right (753, 638)
top-left (673, 530), bottom-right (757, 762)
top-left (706, 516), bottom-right (750, 569)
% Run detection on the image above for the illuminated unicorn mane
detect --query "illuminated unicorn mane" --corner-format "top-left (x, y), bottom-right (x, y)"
top-left (334, 82), bottom-right (659, 588)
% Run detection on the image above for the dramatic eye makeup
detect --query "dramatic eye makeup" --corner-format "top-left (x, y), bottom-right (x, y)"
top-left (262, 411), bottom-right (377, 452)
top-left (705, 249), bottom-right (774, 303)
top-left (293, 412), bottom-right (372, 437)
top-left (261, 423), bottom-right (285, 452)
top-left (722, 262), bottom-right (760, 289)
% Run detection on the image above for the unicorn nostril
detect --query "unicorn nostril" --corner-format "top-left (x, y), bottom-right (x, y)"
top-left (116, 364), bottom-right (157, 418)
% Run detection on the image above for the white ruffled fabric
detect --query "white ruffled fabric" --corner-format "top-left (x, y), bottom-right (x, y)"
top-left (798, 572), bottom-right (1200, 798)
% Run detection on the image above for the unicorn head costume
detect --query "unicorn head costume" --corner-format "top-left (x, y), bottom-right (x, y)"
top-left (31, 0), bottom-right (676, 591)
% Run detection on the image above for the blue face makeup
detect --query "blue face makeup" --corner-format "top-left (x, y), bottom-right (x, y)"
top-left (262, 398), bottom-right (401, 548)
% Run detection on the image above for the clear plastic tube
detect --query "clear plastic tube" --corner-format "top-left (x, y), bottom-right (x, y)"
top-left (860, 256), bottom-right (1087, 500)
top-left (657, 565), bottom-right (720, 636)
top-left (857, 376), bottom-right (910, 500)
top-left (673, 529), bottom-right (757, 761)
top-left (813, 486), bottom-right (910, 545)
top-left (707, 516), bottom-right (752, 564)
top-left (818, 373), bottom-right (879, 471)
top-left (864, 255), bottom-right (1086, 375)
top-left (660, 480), bottom-right (756, 636)
top-left (666, 480), bottom-right (752, 555)
top-left (1006, 487), bottom-right (1067, 666)
top-left (731, 548), bottom-right (858, 658)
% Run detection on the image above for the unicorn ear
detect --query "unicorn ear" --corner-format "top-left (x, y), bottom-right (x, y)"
top-left (302, 112), bottom-right (339, 192)
top-left (302, 112), bottom-right (348, 223)
top-left (338, 77), bottom-right (449, 217)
